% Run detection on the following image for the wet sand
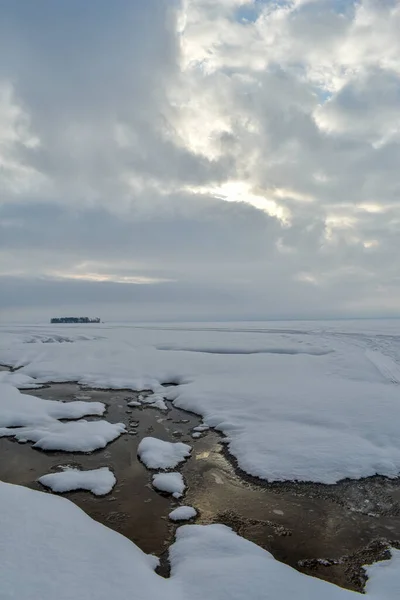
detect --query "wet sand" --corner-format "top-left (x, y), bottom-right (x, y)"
top-left (1, 380), bottom-right (400, 591)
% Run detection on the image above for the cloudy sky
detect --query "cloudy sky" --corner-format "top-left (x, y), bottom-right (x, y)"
top-left (1, 0), bottom-right (400, 322)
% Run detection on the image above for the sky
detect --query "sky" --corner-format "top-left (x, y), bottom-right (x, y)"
top-left (1, 0), bottom-right (400, 322)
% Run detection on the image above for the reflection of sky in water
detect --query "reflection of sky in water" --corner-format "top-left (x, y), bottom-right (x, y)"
top-left (195, 450), bottom-right (211, 460)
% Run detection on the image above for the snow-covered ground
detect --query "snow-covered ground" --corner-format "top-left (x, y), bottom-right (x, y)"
top-left (38, 467), bottom-right (116, 496)
top-left (1, 320), bottom-right (400, 483)
top-left (138, 437), bottom-right (192, 469)
top-left (0, 480), bottom-right (399, 600)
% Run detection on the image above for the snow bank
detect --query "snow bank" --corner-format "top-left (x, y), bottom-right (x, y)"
top-left (3, 322), bottom-right (400, 482)
top-left (169, 524), bottom-right (360, 600)
top-left (365, 548), bottom-right (400, 599)
top-left (152, 472), bottom-right (185, 498)
top-left (138, 437), bottom-right (191, 469)
top-left (38, 467), bottom-right (116, 495)
top-left (169, 506), bottom-right (197, 521)
top-left (0, 419), bottom-right (126, 452)
top-left (0, 383), bottom-right (105, 428)
top-left (0, 480), bottom-right (399, 599)
top-left (0, 481), bottom-right (165, 600)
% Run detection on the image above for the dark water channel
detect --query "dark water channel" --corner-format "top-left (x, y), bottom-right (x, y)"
top-left (1, 379), bottom-right (400, 592)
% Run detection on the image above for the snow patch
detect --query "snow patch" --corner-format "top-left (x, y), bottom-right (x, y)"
top-left (138, 437), bottom-right (191, 469)
top-left (169, 506), bottom-right (197, 521)
top-left (0, 419), bottom-right (125, 452)
top-left (0, 383), bottom-right (105, 428)
top-left (141, 393), bottom-right (168, 411)
top-left (193, 424), bottom-right (210, 432)
top-left (0, 371), bottom-right (42, 389)
top-left (39, 467), bottom-right (116, 495)
top-left (152, 472), bottom-right (185, 498)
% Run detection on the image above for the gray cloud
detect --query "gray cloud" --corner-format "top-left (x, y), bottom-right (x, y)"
top-left (1, 0), bottom-right (400, 322)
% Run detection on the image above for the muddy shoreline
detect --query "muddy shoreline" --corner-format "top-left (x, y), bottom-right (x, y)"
top-left (1, 377), bottom-right (400, 591)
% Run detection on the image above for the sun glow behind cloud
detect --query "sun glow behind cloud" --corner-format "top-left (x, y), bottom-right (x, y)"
top-left (187, 180), bottom-right (290, 222)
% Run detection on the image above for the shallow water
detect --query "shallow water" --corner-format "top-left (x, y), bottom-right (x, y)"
top-left (1, 381), bottom-right (400, 591)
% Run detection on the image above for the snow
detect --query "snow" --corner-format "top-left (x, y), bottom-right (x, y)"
top-left (141, 393), bottom-right (168, 410)
top-left (169, 523), bottom-right (361, 600)
top-left (0, 370), bottom-right (42, 389)
top-left (0, 381), bottom-right (123, 452)
top-left (169, 506), bottom-right (197, 521)
top-left (138, 436), bottom-right (191, 469)
top-left (152, 472), bottom-right (185, 498)
top-left (149, 398), bottom-right (168, 410)
top-left (38, 467), bottom-right (116, 495)
top-left (364, 548), bottom-right (400, 598)
top-left (0, 383), bottom-right (105, 428)
top-left (193, 424), bottom-right (210, 432)
top-left (3, 321), bottom-right (400, 483)
top-left (1, 480), bottom-right (400, 599)
top-left (0, 481), bottom-right (165, 600)
top-left (0, 419), bottom-right (126, 452)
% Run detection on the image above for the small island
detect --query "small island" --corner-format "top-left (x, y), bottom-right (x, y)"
top-left (50, 317), bottom-right (101, 324)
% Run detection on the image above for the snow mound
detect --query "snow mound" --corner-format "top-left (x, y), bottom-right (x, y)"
top-left (169, 524), bottom-right (357, 600)
top-left (138, 437), bottom-right (191, 469)
top-left (0, 371), bottom-right (42, 389)
top-left (38, 467), bottom-right (116, 495)
top-left (169, 506), bottom-right (197, 521)
top-left (0, 419), bottom-right (125, 452)
top-left (0, 383), bottom-right (105, 428)
top-left (0, 481), bottom-right (164, 600)
top-left (152, 472), bottom-right (185, 498)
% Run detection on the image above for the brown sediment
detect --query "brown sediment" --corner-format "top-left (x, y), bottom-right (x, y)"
top-left (1, 380), bottom-right (400, 591)
top-left (0, 383), bottom-right (200, 556)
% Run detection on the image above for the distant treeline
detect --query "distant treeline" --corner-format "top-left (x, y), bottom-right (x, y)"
top-left (50, 317), bottom-right (101, 324)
